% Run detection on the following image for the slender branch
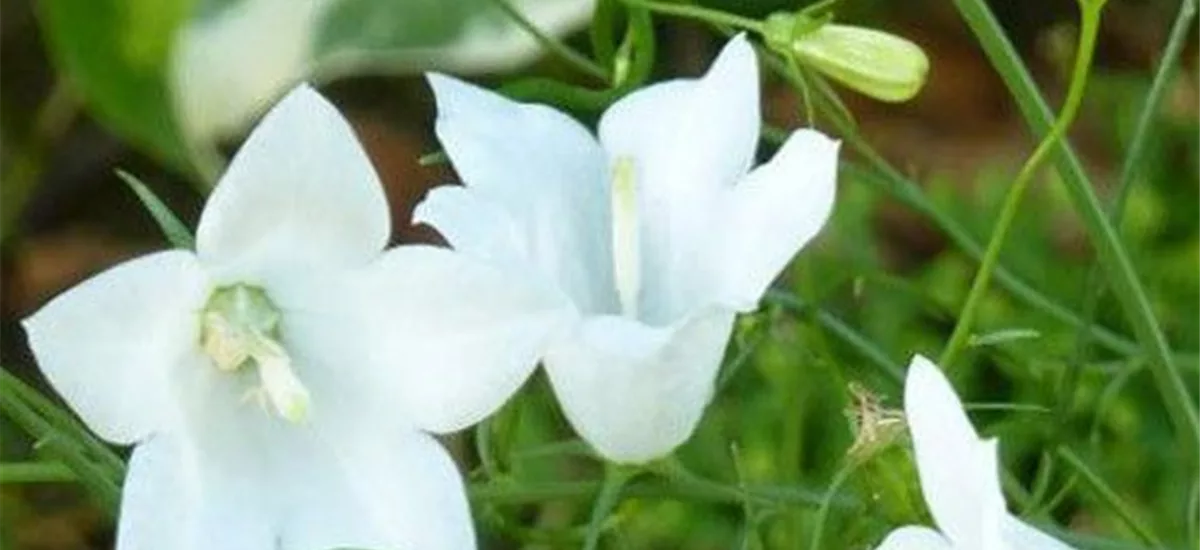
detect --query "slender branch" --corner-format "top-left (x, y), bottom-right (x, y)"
top-left (939, 0), bottom-right (1106, 368)
top-left (1056, 447), bottom-right (1165, 547)
top-left (1061, 0), bottom-right (1199, 431)
top-left (764, 290), bottom-right (906, 384)
top-left (488, 0), bottom-right (610, 82)
top-left (468, 474), bottom-right (840, 509)
top-left (619, 0), bottom-right (765, 34)
top-left (951, 0), bottom-right (1198, 460)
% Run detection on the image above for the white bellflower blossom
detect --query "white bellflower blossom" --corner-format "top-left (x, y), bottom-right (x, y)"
top-left (878, 356), bottom-right (1076, 550)
top-left (24, 85), bottom-right (561, 549)
top-left (418, 35), bottom-right (840, 462)
top-left (172, 0), bottom-right (596, 144)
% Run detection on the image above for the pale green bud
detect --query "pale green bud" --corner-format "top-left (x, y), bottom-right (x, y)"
top-left (766, 14), bottom-right (930, 103)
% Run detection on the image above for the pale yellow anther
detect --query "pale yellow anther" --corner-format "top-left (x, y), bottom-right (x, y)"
top-left (200, 284), bottom-right (311, 423)
top-left (610, 157), bottom-right (641, 318)
top-left (254, 340), bottom-right (310, 424)
top-left (201, 312), bottom-right (251, 372)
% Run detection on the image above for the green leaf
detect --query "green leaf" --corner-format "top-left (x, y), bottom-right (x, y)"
top-left (312, 0), bottom-right (593, 77)
top-left (37, 0), bottom-right (193, 172)
top-left (117, 169), bottom-right (196, 249)
top-left (968, 328), bottom-right (1043, 348)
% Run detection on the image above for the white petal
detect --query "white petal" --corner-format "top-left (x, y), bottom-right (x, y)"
top-left (172, 0), bottom-right (329, 143)
top-left (22, 250), bottom-right (209, 444)
top-left (195, 84), bottom-right (390, 284)
top-left (875, 525), bottom-right (954, 550)
top-left (714, 129), bottom-right (840, 310)
top-left (115, 437), bottom-right (195, 550)
top-left (349, 245), bottom-right (571, 434)
top-left (414, 185), bottom-right (532, 275)
top-left (1001, 514), bottom-right (1077, 550)
top-left (598, 34), bottom-right (760, 192)
top-left (903, 355), bottom-right (1006, 548)
top-left (596, 34), bottom-right (761, 322)
top-left (168, 354), bottom-right (289, 550)
top-left (117, 429), bottom-right (275, 550)
top-left (281, 423), bottom-right (476, 550)
top-left (427, 73), bottom-right (617, 314)
top-left (180, 278), bottom-right (477, 548)
top-left (543, 309), bottom-right (736, 463)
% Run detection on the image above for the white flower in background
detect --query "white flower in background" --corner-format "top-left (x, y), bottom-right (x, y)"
top-left (24, 84), bottom-right (562, 549)
top-left (877, 356), bottom-right (1076, 550)
top-left (172, 0), bottom-right (595, 144)
top-left (172, 0), bottom-right (331, 143)
top-left (418, 35), bottom-right (840, 463)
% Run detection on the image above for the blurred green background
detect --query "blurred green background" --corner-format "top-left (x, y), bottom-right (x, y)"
top-left (1, 0), bottom-right (1197, 548)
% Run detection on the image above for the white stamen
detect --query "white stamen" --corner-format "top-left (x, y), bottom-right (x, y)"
top-left (253, 338), bottom-right (310, 424)
top-left (610, 157), bottom-right (641, 318)
top-left (201, 311), bottom-right (251, 372)
top-left (200, 284), bottom-right (311, 423)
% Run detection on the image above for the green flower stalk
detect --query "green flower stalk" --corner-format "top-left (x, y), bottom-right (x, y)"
top-left (766, 13), bottom-right (930, 102)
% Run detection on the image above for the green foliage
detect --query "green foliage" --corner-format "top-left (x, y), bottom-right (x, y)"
top-left (37, 0), bottom-right (193, 171)
top-left (5, 0), bottom-right (1198, 548)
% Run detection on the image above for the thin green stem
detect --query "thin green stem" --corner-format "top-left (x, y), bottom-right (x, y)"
top-left (786, 57), bottom-right (817, 125)
top-left (0, 369), bottom-right (124, 476)
top-left (488, 0), bottom-right (610, 82)
top-left (1056, 446), bottom-right (1165, 547)
top-left (0, 377), bottom-right (121, 515)
top-left (467, 474), bottom-right (840, 509)
top-left (1114, 0), bottom-right (1196, 216)
top-left (808, 460), bottom-right (857, 550)
top-left (583, 464), bottom-right (635, 550)
top-left (759, 71), bottom-right (1143, 362)
top-left (0, 461), bottom-right (76, 483)
top-left (591, 0), bottom-right (619, 68)
top-left (939, 0), bottom-right (1106, 368)
top-left (952, 0), bottom-right (1199, 458)
top-left (717, 325), bottom-right (767, 391)
top-left (619, 0), bottom-right (765, 34)
top-left (1061, 0), bottom-right (1198, 434)
top-left (729, 443), bottom-right (765, 549)
top-left (1190, 480), bottom-right (1200, 545)
top-left (764, 290), bottom-right (905, 385)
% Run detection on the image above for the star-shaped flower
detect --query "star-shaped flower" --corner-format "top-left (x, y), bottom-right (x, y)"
top-left (418, 34), bottom-right (839, 462)
top-left (24, 84), bottom-right (560, 549)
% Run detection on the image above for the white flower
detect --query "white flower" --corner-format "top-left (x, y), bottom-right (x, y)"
top-left (877, 355), bottom-right (1076, 550)
top-left (172, 0), bottom-right (596, 144)
top-left (417, 35), bottom-right (840, 463)
top-left (173, 0), bottom-right (331, 143)
top-left (23, 84), bottom-right (562, 549)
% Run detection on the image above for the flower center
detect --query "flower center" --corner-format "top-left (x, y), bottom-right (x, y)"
top-left (610, 156), bottom-right (641, 318)
top-left (200, 284), bottom-right (310, 423)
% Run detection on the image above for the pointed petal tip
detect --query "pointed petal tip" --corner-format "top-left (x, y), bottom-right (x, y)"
top-left (904, 354), bottom-right (970, 433)
top-left (723, 32), bottom-right (753, 55)
top-left (790, 127), bottom-right (842, 151)
top-left (196, 71), bottom-right (390, 272)
top-left (270, 82), bottom-right (328, 117)
top-left (424, 71), bottom-right (452, 94)
top-left (426, 72), bottom-right (488, 116)
top-left (708, 32), bottom-right (759, 81)
top-left (904, 354), bottom-right (945, 403)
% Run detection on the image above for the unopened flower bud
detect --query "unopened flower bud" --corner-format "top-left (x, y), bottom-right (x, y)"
top-left (766, 14), bottom-right (930, 103)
